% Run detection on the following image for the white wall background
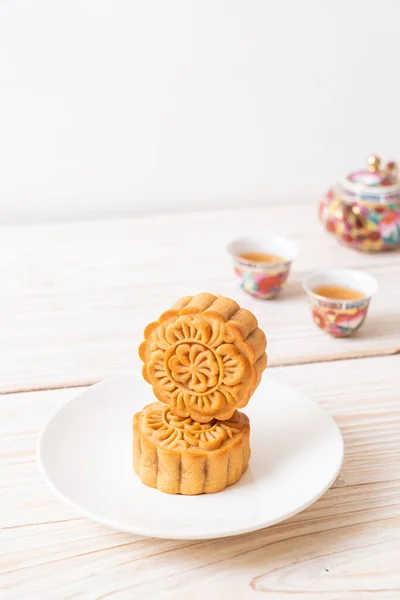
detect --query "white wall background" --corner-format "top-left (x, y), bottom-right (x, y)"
top-left (0, 0), bottom-right (399, 223)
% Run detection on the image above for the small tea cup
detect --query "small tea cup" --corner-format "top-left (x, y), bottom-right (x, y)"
top-left (302, 268), bottom-right (378, 337)
top-left (227, 235), bottom-right (298, 299)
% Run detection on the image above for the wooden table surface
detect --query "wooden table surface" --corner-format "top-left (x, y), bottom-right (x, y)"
top-left (2, 202), bottom-right (400, 599)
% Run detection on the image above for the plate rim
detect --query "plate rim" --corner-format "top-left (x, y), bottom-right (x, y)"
top-left (37, 374), bottom-right (344, 540)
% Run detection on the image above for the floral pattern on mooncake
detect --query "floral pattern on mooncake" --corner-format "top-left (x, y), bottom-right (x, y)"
top-left (139, 293), bottom-right (267, 423)
top-left (142, 402), bottom-right (246, 451)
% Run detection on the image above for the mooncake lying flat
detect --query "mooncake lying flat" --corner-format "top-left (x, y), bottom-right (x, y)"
top-left (133, 402), bottom-right (251, 495)
top-left (139, 293), bottom-right (267, 423)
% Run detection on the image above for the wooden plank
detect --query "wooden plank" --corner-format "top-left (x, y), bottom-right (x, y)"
top-left (1, 355), bottom-right (400, 599)
top-left (1, 205), bottom-right (399, 393)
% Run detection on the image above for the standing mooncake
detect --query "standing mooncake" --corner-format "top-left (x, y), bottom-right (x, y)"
top-left (138, 293), bottom-right (267, 423)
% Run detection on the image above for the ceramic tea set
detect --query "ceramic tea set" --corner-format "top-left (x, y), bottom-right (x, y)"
top-left (227, 155), bottom-right (399, 338)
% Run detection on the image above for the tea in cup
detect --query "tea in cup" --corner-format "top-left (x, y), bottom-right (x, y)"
top-left (227, 235), bottom-right (298, 299)
top-left (302, 268), bottom-right (378, 337)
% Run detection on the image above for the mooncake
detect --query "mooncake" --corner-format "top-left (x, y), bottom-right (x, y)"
top-left (133, 402), bottom-right (250, 495)
top-left (139, 293), bottom-right (267, 423)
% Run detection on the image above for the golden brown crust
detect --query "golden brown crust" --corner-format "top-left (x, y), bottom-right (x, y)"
top-left (139, 293), bottom-right (267, 422)
top-left (133, 402), bottom-right (251, 495)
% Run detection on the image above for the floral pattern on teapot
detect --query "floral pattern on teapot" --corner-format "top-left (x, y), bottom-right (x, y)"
top-left (320, 155), bottom-right (400, 252)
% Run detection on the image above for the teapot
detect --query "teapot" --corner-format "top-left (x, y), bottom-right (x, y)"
top-left (320, 155), bottom-right (400, 252)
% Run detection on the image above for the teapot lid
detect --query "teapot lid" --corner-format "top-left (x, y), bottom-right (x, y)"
top-left (337, 155), bottom-right (400, 205)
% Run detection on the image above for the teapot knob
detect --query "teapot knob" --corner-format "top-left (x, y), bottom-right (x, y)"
top-left (367, 154), bottom-right (381, 172)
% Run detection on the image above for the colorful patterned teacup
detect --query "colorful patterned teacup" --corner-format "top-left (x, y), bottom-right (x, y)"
top-left (303, 268), bottom-right (378, 337)
top-left (227, 235), bottom-right (298, 299)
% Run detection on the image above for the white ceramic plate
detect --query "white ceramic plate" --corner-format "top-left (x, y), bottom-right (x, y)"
top-left (37, 374), bottom-right (344, 540)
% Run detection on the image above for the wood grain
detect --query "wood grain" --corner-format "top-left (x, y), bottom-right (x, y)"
top-left (1, 205), bottom-right (399, 393)
top-left (2, 355), bottom-right (400, 599)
